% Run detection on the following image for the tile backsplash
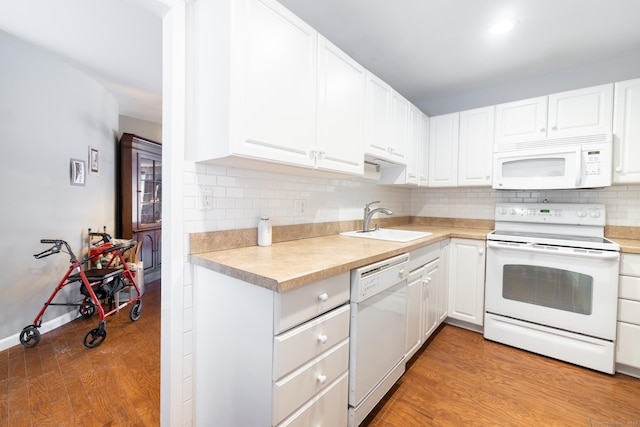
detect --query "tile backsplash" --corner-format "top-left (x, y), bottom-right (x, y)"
top-left (184, 162), bottom-right (640, 232)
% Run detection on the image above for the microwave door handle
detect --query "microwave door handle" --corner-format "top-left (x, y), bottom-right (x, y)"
top-left (575, 147), bottom-right (582, 186)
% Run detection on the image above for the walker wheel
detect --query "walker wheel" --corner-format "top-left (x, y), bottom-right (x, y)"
top-left (83, 324), bottom-right (107, 348)
top-left (79, 301), bottom-right (96, 318)
top-left (19, 325), bottom-right (41, 348)
top-left (129, 300), bottom-right (142, 322)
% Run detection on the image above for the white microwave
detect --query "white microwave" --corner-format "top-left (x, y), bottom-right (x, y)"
top-left (493, 139), bottom-right (612, 190)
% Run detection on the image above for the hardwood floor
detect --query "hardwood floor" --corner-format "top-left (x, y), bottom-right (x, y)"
top-left (2, 287), bottom-right (639, 426)
top-left (0, 280), bottom-right (160, 427)
top-left (363, 324), bottom-right (640, 426)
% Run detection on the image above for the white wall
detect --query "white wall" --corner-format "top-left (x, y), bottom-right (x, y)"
top-left (119, 115), bottom-right (162, 142)
top-left (183, 164), bottom-right (411, 233)
top-left (420, 48), bottom-right (640, 116)
top-left (411, 185), bottom-right (640, 226)
top-left (0, 31), bottom-right (119, 350)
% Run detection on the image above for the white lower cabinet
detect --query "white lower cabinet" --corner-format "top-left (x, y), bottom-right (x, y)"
top-left (406, 243), bottom-right (442, 360)
top-left (616, 253), bottom-right (640, 376)
top-left (448, 238), bottom-right (486, 326)
top-left (194, 266), bottom-right (350, 426)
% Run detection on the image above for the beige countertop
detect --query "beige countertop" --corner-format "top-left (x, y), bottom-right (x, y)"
top-left (190, 221), bottom-right (640, 292)
top-left (191, 225), bottom-right (490, 292)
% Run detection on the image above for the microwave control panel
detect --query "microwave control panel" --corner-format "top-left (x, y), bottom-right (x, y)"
top-left (584, 150), bottom-right (603, 176)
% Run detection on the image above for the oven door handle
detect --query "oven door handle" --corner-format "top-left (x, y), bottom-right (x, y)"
top-left (487, 241), bottom-right (619, 260)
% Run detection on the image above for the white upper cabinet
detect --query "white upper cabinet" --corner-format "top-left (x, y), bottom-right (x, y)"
top-left (428, 113), bottom-right (459, 187)
top-left (193, 0), bottom-right (364, 175)
top-left (458, 106), bottom-right (494, 186)
top-left (547, 84), bottom-right (613, 139)
top-left (495, 84), bottom-right (613, 148)
top-left (378, 105), bottom-right (428, 186)
top-left (316, 35), bottom-right (366, 175)
top-left (234, 0), bottom-right (317, 165)
top-left (389, 91), bottom-right (410, 163)
top-left (613, 78), bottom-right (640, 183)
top-left (364, 72), bottom-right (408, 165)
top-left (494, 96), bottom-right (547, 146)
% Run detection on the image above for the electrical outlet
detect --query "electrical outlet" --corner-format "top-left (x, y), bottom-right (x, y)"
top-left (293, 200), bottom-right (306, 216)
top-left (200, 186), bottom-right (213, 210)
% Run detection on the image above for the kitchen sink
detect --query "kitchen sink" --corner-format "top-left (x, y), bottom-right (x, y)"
top-left (340, 228), bottom-right (433, 242)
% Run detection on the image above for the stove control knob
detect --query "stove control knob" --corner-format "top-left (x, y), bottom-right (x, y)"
top-left (576, 209), bottom-right (587, 218)
top-left (498, 207), bottom-right (507, 216)
top-left (511, 208), bottom-right (517, 215)
top-left (590, 209), bottom-right (601, 218)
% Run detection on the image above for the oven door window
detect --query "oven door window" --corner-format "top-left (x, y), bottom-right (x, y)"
top-left (503, 264), bottom-right (593, 315)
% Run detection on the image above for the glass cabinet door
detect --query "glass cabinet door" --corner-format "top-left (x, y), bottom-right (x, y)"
top-left (138, 153), bottom-right (162, 228)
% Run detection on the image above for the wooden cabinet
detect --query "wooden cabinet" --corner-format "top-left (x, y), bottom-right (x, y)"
top-left (448, 238), bottom-right (486, 326)
top-left (616, 253), bottom-right (640, 377)
top-left (194, 267), bottom-right (350, 426)
top-left (119, 133), bottom-right (162, 283)
top-left (613, 78), bottom-right (640, 183)
top-left (428, 112), bottom-right (459, 187)
top-left (458, 106), bottom-right (494, 186)
top-left (495, 84), bottom-right (613, 147)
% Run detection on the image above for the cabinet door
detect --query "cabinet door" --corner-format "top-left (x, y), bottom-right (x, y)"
top-left (423, 259), bottom-right (440, 340)
top-left (388, 91), bottom-right (409, 163)
top-left (428, 113), bottom-right (459, 187)
top-left (448, 238), bottom-right (485, 326)
top-left (136, 152), bottom-right (162, 231)
top-left (494, 96), bottom-right (547, 147)
top-left (364, 71), bottom-right (392, 160)
top-left (458, 106), bottom-right (494, 186)
top-left (547, 83), bottom-right (613, 139)
top-left (617, 322), bottom-right (640, 368)
top-left (418, 113), bottom-right (429, 186)
top-left (135, 230), bottom-right (157, 274)
top-left (406, 269), bottom-right (424, 357)
top-left (437, 240), bottom-right (449, 324)
top-left (613, 78), bottom-right (640, 183)
top-left (316, 36), bottom-right (365, 175)
top-left (237, 0), bottom-right (317, 166)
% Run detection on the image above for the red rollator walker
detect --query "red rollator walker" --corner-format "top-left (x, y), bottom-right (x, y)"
top-left (19, 230), bottom-right (143, 348)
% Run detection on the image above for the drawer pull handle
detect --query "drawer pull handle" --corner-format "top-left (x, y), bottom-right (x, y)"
top-left (318, 334), bottom-right (328, 344)
top-left (318, 293), bottom-right (329, 302)
top-left (317, 374), bottom-right (327, 385)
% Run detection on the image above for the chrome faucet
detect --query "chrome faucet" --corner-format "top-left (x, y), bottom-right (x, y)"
top-left (363, 201), bottom-right (393, 232)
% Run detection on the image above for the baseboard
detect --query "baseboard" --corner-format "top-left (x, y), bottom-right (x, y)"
top-left (0, 310), bottom-right (80, 352)
top-left (445, 317), bottom-right (484, 334)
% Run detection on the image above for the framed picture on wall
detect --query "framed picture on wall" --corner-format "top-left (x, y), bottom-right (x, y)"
top-left (89, 146), bottom-right (99, 176)
top-left (70, 158), bottom-right (86, 186)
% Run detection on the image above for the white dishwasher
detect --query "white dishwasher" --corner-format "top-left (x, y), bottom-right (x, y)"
top-left (348, 253), bottom-right (409, 427)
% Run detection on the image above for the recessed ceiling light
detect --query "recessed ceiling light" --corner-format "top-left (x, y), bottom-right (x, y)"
top-left (487, 19), bottom-right (518, 35)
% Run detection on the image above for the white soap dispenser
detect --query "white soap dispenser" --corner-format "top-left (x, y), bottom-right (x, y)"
top-left (258, 216), bottom-right (272, 247)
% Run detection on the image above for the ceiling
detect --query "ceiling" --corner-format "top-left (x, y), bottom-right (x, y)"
top-left (2, 0), bottom-right (640, 123)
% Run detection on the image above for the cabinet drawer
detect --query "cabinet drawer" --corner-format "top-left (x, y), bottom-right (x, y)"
top-left (273, 304), bottom-right (350, 379)
top-left (274, 272), bottom-right (350, 334)
top-left (617, 322), bottom-right (640, 368)
top-left (272, 338), bottom-right (349, 426)
top-left (408, 243), bottom-right (439, 272)
top-left (620, 253), bottom-right (640, 277)
top-left (277, 371), bottom-right (348, 427)
top-left (618, 299), bottom-right (640, 325)
top-left (619, 275), bottom-right (640, 301)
